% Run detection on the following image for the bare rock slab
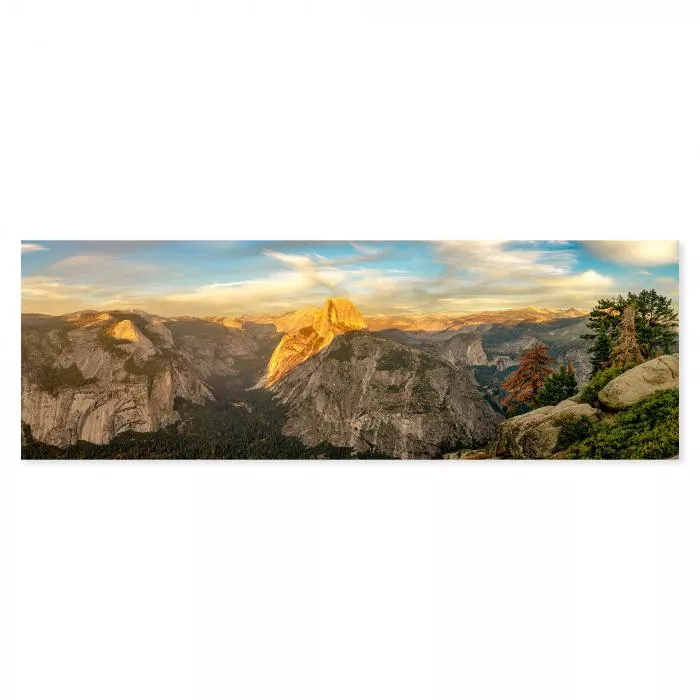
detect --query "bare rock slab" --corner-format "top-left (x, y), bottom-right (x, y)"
top-left (493, 399), bottom-right (599, 459)
top-left (598, 355), bottom-right (679, 410)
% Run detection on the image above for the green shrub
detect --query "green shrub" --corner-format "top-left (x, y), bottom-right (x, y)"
top-left (565, 389), bottom-right (679, 459)
top-left (579, 363), bottom-right (637, 405)
top-left (553, 415), bottom-right (594, 451)
top-left (535, 365), bottom-right (578, 407)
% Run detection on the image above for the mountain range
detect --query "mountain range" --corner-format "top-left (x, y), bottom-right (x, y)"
top-left (21, 300), bottom-right (593, 458)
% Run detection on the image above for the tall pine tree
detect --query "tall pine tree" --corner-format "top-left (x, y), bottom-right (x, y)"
top-left (582, 288), bottom-right (678, 377)
top-left (501, 342), bottom-right (554, 412)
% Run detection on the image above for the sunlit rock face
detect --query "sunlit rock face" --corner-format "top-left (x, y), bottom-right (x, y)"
top-left (263, 298), bottom-right (368, 386)
top-left (204, 316), bottom-right (244, 330)
top-left (106, 319), bottom-right (142, 342)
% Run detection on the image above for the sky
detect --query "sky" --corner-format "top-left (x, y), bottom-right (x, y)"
top-left (21, 240), bottom-right (679, 317)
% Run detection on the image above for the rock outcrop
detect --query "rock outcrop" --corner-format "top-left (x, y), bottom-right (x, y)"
top-left (597, 354), bottom-right (679, 410)
top-left (21, 368), bottom-right (202, 447)
top-left (105, 319), bottom-right (158, 361)
top-left (434, 332), bottom-right (488, 366)
top-left (492, 399), bottom-right (600, 459)
top-left (273, 332), bottom-right (503, 458)
top-left (263, 298), bottom-right (367, 386)
top-left (21, 312), bottom-right (277, 447)
top-left (106, 319), bottom-right (143, 342)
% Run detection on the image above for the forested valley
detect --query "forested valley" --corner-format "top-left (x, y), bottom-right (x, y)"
top-left (22, 386), bottom-right (392, 460)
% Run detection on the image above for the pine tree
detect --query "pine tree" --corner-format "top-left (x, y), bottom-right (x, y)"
top-left (581, 289), bottom-right (678, 377)
top-left (609, 304), bottom-right (644, 368)
top-left (501, 342), bottom-right (554, 412)
top-left (588, 331), bottom-right (613, 375)
top-left (534, 362), bottom-right (578, 407)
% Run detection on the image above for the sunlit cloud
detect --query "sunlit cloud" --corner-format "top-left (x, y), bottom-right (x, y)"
top-left (21, 276), bottom-right (96, 301)
top-left (584, 240), bottom-right (678, 266)
top-left (21, 243), bottom-right (48, 254)
top-left (263, 249), bottom-right (346, 290)
top-left (163, 270), bottom-right (329, 312)
top-left (434, 240), bottom-right (575, 278)
top-left (542, 270), bottom-right (614, 289)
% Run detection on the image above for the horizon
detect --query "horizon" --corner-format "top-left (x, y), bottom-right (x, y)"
top-left (21, 240), bottom-right (679, 316)
top-left (20, 300), bottom-right (591, 320)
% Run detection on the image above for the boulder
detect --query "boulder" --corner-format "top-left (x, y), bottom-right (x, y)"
top-left (598, 354), bottom-right (679, 410)
top-left (493, 399), bottom-right (600, 459)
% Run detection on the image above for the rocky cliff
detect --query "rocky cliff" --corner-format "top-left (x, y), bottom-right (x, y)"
top-left (263, 298), bottom-right (367, 386)
top-left (21, 311), bottom-right (278, 447)
top-left (272, 332), bottom-right (503, 458)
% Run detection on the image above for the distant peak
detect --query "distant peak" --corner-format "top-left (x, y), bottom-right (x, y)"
top-left (321, 297), bottom-right (367, 330)
top-left (263, 298), bottom-right (367, 386)
top-left (204, 315), bottom-right (243, 330)
top-left (324, 296), bottom-right (355, 308)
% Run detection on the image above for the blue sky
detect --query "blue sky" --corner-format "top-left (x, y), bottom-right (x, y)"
top-left (21, 240), bottom-right (679, 316)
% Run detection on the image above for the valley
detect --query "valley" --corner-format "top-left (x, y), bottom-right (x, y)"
top-left (21, 299), bottom-right (598, 459)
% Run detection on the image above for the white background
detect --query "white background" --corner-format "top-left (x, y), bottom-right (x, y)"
top-left (1, 4), bottom-right (699, 700)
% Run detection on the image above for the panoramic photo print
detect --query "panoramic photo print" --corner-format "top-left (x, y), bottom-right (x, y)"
top-left (21, 240), bottom-right (679, 460)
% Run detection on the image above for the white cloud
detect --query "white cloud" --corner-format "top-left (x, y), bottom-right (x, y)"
top-left (53, 254), bottom-right (108, 267)
top-left (164, 270), bottom-right (329, 311)
top-left (21, 243), bottom-right (48, 253)
top-left (417, 243), bottom-right (617, 313)
top-left (263, 251), bottom-right (314, 269)
top-left (263, 249), bottom-right (346, 290)
top-left (161, 250), bottom-right (415, 314)
top-left (584, 240), bottom-right (678, 266)
top-left (21, 276), bottom-right (95, 301)
top-left (350, 242), bottom-right (382, 257)
top-left (434, 240), bottom-right (575, 278)
top-left (543, 269), bottom-right (614, 289)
